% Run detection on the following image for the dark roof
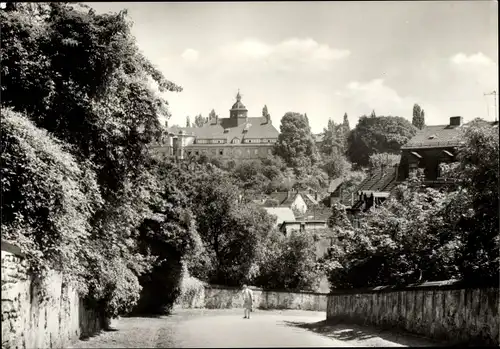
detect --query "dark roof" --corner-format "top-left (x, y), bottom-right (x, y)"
top-left (402, 120), bottom-right (497, 150)
top-left (357, 166), bottom-right (398, 193)
top-left (332, 166), bottom-right (398, 208)
top-left (402, 124), bottom-right (464, 149)
top-left (188, 117), bottom-right (279, 142)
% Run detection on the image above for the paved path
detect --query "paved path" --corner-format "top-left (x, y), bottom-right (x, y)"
top-left (70, 309), bottom-right (442, 348)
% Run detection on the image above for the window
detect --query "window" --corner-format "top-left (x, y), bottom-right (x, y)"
top-left (254, 149), bottom-right (258, 155)
top-left (195, 151), bottom-right (199, 155)
top-left (219, 150), bottom-right (224, 156)
top-left (268, 149), bottom-right (272, 155)
top-left (248, 140), bottom-right (252, 143)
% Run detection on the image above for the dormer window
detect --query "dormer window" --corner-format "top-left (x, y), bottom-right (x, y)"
top-left (428, 134), bottom-right (437, 139)
top-left (232, 137), bottom-right (240, 144)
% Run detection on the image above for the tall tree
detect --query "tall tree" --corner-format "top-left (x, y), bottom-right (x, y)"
top-left (186, 116), bottom-right (191, 127)
top-left (194, 114), bottom-right (207, 127)
top-left (262, 105), bottom-right (271, 122)
top-left (412, 104), bottom-right (425, 129)
top-left (209, 109), bottom-right (217, 121)
top-left (274, 112), bottom-right (319, 169)
top-left (347, 115), bottom-right (417, 166)
top-left (342, 113), bottom-right (350, 130)
top-left (1, 3), bottom-right (183, 318)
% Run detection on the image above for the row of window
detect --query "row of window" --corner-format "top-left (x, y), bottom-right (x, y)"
top-left (195, 138), bottom-right (277, 145)
top-left (186, 148), bottom-right (273, 157)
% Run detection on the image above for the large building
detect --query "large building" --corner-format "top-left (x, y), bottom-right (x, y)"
top-left (152, 91), bottom-right (280, 161)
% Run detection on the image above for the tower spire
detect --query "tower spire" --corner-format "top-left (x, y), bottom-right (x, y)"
top-left (236, 89), bottom-right (242, 102)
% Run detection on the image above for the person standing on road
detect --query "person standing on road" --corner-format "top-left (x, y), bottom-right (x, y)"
top-left (241, 284), bottom-right (253, 319)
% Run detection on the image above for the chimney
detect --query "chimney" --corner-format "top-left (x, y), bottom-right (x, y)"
top-left (449, 116), bottom-right (463, 127)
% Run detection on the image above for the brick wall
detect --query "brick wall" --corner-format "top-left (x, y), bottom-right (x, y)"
top-left (326, 280), bottom-right (499, 346)
top-left (1, 242), bottom-right (102, 349)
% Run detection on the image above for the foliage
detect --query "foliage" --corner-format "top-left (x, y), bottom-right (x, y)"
top-left (255, 229), bottom-right (322, 291)
top-left (347, 115), bottom-right (417, 166)
top-left (274, 112), bottom-right (319, 169)
top-left (175, 266), bottom-right (206, 308)
top-left (322, 152), bottom-right (352, 179)
top-left (1, 109), bottom-right (101, 291)
top-left (194, 114), bottom-right (208, 127)
top-left (445, 123), bottom-right (499, 285)
top-left (1, 3), bottom-right (183, 317)
top-left (191, 175), bottom-right (275, 285)
top-left (323, 173), bottom-right (463, 289)
top-left (412, 104), bottom-right (425, 130)
top-left (133, 162), bottom-right (203, 314)
top-left (324, 121), bottom-right (499, 289)
top-left (368, 152), bottom-right (401, 169)
top-left (320, 116), bottom-right (350, 156)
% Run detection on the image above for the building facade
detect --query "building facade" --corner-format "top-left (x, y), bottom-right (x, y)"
top-left (151, 91), bottom-right (280, 161)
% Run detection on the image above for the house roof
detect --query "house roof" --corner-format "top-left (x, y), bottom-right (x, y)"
top-left (263, 207), bottom-right (296, 226)
top-left (265, 191), bottom-right (303, 206)
top-left (402, 120), bottom-right (498, 150)
top-left (328, 178), bottom-right (344, 193)
top-left (186, 117), bottom-right (279, 142)
top-left (332, 166), bottom-right (398, 208)
top-left (401, 124), bottom-right (465, 149)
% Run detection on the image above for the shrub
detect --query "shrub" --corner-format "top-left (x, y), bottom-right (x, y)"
top-left (1, 108), bottom-right (101, 291)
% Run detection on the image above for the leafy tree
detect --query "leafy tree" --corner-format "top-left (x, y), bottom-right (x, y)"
top-left (134, 172), bottom-right (202, 314)
top-left (412, 104), bottom-right (425, 130)
top-left (347, 115), bottom-right (417, 166)
top-left (342, 113), bottom-right (350, 130)
top-left (262, 105), bottom-right (271, 122)
top-left (447, 123), bottom-right (499, 285)
top-left (322, 152), bottom-right (352, 179)
top-left (368, 152), bottom-right (401, 169)
top-left (1, 3), bottom-right (182, 318)
top-left (274, 112), bottom-right (319, 169)
top-left (209, 109), bottom-right (217, 121)
top-left (323, 174), bottom-right (462, 289)
top-left (194, 114), bottom-right (207, 127)
top-left (1, 108), bottom-right (102, 288)
top-left (255, 229), bottom-right (322, 291)
top-left (190, 175), bottom-right (275, 285)
top-left (320, 119), bottom-right (344, 156)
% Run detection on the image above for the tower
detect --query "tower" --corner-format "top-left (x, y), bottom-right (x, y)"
top-left (229, 89), bottom-right (248, 126)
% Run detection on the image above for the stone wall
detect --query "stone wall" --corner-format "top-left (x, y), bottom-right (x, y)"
top-left (1, 241), bottom-right (102, 349)
top-left (326, 280), bottom-right (499, 346)
top-left (176, 284), bottom-right (328, 312)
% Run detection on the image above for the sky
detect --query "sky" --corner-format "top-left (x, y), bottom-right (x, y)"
top-left (87, 1), bottom-right (498, 133)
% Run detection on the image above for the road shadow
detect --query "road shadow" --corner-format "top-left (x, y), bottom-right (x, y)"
top-left (282, 320), bottom-right (443, 347)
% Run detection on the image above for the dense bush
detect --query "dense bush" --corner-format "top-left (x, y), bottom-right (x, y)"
top-left (1, 109), bottom-right (101, 291)
top-left (255, 229), bottom-right (322, 291)
top-left (322, 122), bottom-right (499, 289)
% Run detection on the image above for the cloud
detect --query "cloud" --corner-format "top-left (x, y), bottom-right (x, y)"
top-left (218, 37), bottom-right (350, 71)
top-left (181, 48), bottom-right (199, 62)
top-left (336, 78), bottom-right (447, 124)
top-left (450, 52), bottom-right (498, 91)
top-left (450, 52), bottom-right (495, 67)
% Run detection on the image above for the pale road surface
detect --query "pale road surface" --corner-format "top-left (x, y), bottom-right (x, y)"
top-left (69, 309), bottom-right (443, 348)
